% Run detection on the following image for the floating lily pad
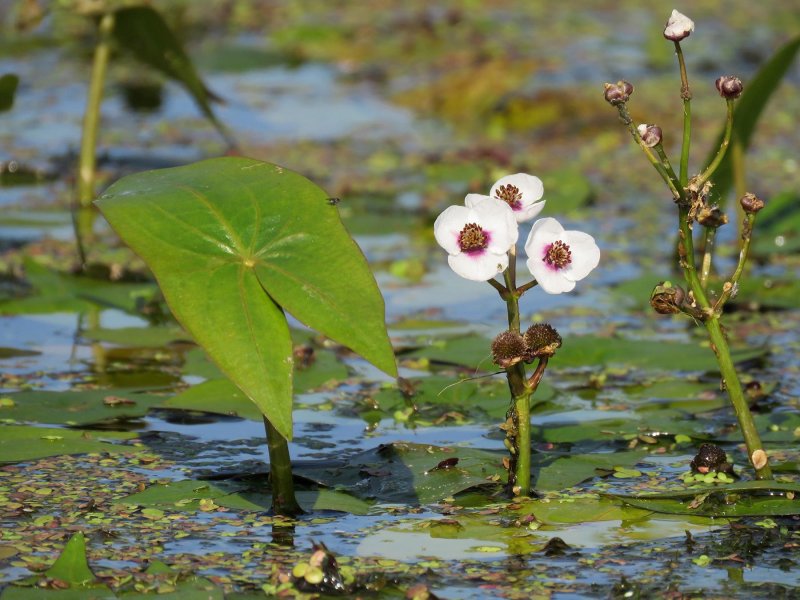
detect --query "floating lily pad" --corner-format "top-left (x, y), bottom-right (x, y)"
top-left (119, 479), bottom-right (371, 515)
top-left (0, 259), bottom-right (157, 315)
top-left (82, 326), bottom-right (191, 348)
top-left (369, 375), bottom-right (555, 423)
top-left (0, 425), bottom-right (139, 463)
top-left (296, 442), bottom-right (505, 504)
top-left (3, 389), bottom-right (164, 426)
top-left (534, 452), bottom-right (646, 491)
top-left (611, 480), bottom-right (800, 517)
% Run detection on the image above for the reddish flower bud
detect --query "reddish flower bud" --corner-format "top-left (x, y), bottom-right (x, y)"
top-left (603, 81), bottom-right (634, 105)
top-left (637, 124), bottom-right (663, 147)
top-left (715, 75), bottom-right (743, 99)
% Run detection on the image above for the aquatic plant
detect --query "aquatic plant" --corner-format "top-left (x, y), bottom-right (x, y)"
top-left (96, 157), bottom-right (397, 514)
top-left (604, 10), bottom-right (775, 479)
top-left (434, 174), bottom-right (600, 496)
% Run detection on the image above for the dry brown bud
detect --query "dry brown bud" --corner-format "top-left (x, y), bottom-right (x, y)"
top-left (696, 205), bottom-right (728, 228)
top-left (739, 192), bottom-right (765, 214)
top-left (650, 281), bottom-right (686, 315)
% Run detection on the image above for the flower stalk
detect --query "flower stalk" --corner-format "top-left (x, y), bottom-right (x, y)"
top-left (436, 175), bottom-right (599, 497)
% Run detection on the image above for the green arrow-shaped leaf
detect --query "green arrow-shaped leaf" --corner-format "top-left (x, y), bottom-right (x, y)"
top-left (112, 6), bottom-right (233, 145)
top-left (45, 532), bottom-right (96, 586)
top-left (96, 157), bottom-right (396, 439)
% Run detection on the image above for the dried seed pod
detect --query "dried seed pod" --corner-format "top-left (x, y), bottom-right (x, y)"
top-left (491, 330), bottom-right (526, 368)
top-left (522, 323), bottom-right (562, 359)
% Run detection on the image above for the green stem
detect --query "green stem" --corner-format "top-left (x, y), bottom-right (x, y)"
top-left (703, 318), bottom-right (772, 479)
top-left (674, 41), bottom-right (692, 188)
top-left (502, 258), bottom-right (533, 496)
top-left (618, 105), bottom-right (682, 200)
top-left (699, 226), bottom-right (716, 290)
top-left (713, 212), bottom-right (756, 314)
top-left (78, 11), bottom-right (114, 206)
top-left (263, 417), bottom-right (303, 516)
top-left (697, 99), bottom-right (735, 186)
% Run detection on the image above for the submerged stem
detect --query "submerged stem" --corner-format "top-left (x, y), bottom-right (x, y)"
top-left (263, 417), bottom-right (303, 516)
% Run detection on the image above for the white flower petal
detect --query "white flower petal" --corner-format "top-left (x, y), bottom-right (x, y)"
top-left (464, 193), bottom-right (490, 209)
top-left (491, 173), bottom-right (545, 223)
top-left (516, 200), bottom-right (546, 223)
top-left (524, 217), bottom-right (564, 258)
top-left (561, 231), bottom-right (600, 281)
top-left (433, 205), bottom-right (470, 255)
top-left (469, 198), bottom-right (519, 251)
top-left (526, 256), bottom-right (576, 294)
top-left (449, 251), bottom-right (509, 281)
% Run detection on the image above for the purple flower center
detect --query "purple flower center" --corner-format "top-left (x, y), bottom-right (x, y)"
top-left (495, 184), bottom-right (523, 210)
top-left (458, 223), bottom-right (490, 254)
top-left (542, 240), bottom-right (572, 270)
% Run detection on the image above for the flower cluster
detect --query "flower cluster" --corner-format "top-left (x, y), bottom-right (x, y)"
top-left (434, 173), bottom-right (600, 294)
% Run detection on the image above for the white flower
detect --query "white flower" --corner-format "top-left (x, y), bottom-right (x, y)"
top-left (466, 173), bottom-right (545, 223)
top-left (434, 197), bottom-right (518, 281)
top-left (524, 217), bottom-right (600, 294)
top-left (663, 9), bottom-right (694, 42)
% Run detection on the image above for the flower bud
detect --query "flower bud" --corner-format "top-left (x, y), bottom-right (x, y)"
top-left (491, 330), bottom-right (526, 369)
top-left (739, 192), bottom-right (765, 214)
top-left (696, 205), bottom-right (728, 228)
top-left (637, 124), bottom-right (662, 147)
top-left (603, 80), bottom-right (634, 106)
top-left (522, 323), bottom-right (561, 359)
top-left (650, 281), bottom-right (686, 315)
top-left (715, 75), bottom-right (743, 99)
top-left (663, 10), bottom-right (694, 42)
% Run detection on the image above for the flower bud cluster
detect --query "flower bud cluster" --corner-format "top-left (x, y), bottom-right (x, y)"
top-left (491, 324), bottom-right (562, 368)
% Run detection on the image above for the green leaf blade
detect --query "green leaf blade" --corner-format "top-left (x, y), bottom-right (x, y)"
top-left (111, 6), bottom-right (232, 145)
top-left (97, 157), bottom-right (395, 439)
